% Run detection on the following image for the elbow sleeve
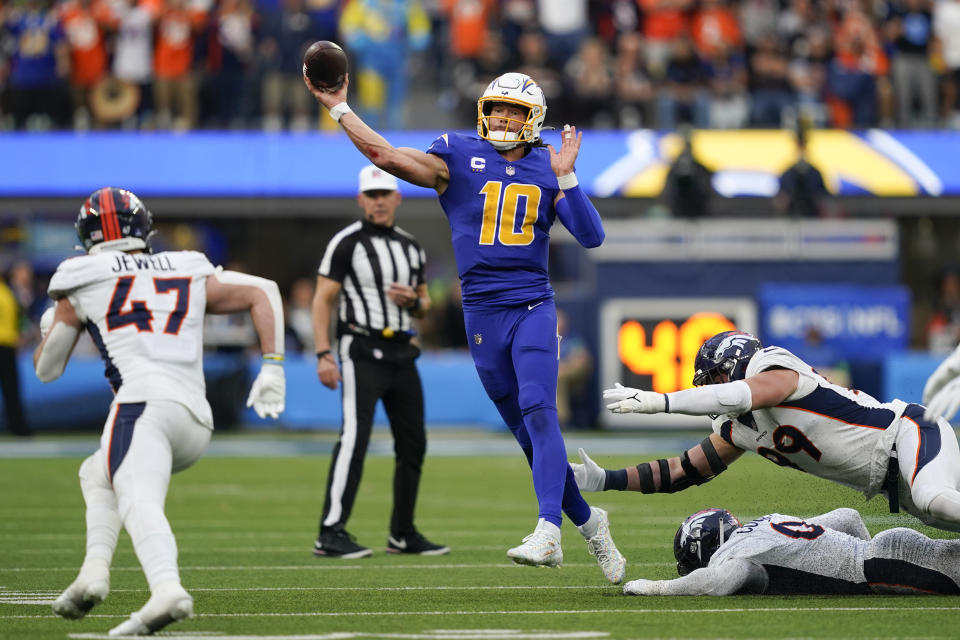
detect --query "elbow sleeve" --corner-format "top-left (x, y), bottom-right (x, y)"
top-left (555, 185), bottom-right (604, 248)
top-left (35, 323), bottom-right (80, 382)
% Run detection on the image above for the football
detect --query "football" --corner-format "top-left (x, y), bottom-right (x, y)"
top-left (302, 40), bottom-right (347, 91)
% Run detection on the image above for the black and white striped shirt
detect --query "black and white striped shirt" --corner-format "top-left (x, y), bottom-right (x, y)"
top-left (319, 219), bottom-right (426, 335)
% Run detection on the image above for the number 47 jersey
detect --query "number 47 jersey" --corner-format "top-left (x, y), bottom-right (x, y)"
top-left (48, 250), bottom-right (216, 427)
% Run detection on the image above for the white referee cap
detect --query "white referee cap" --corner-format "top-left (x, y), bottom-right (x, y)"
top-left (358, 165), bottom-right (399, 193)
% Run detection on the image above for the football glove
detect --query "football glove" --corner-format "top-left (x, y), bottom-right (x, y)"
top-left (622, 579), bottom-right (655, 596)
top-left (924, 377), bottom-right (960, 422)
top-left (40, 306), bottom-right (55, 339)
top-left (603, 382), bottom-right (666, 414)
top-left (571, 447), bottom-right (605, 492)
top-left (923, 346), bottom-right (960, 418)
top-left (246, 362), bottom-right (285, 419)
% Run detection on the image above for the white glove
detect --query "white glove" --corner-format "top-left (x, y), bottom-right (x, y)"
top-left (603, 382), bottom-right (666, 414)
top-left (623, 579), bottom-right (655, 596)
top-left (923, 347), bottom-right (960, 408)
top-left (924, 376), bottom-right (960, 422)
top-left (571, 447), bottom-right (605, 492)
top-left (39, 306), bottom-right (55, 339)
top-left (246, 362), bottom-right (285, 419)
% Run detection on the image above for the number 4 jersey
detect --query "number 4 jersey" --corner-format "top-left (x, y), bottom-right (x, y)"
top-left (48, 250), bottom-right (216, 427)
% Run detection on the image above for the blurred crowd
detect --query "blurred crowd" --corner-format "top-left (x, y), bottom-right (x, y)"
top-left (2, 0), bottom-right (960, 132)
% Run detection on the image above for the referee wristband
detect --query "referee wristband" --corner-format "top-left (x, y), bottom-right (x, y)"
top-left (557, 173), bottom-right (578, 190)
top-left (329, 102), bottom-right (352, 123)
top-left (316, 349), bottom-right (334, 360)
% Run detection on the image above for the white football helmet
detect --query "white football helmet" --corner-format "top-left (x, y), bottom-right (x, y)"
top-left (477, 72), bottom-right (547, 150)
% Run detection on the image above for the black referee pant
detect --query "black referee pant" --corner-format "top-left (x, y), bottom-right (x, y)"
top-left (320, 334), bottom-right (426, 538)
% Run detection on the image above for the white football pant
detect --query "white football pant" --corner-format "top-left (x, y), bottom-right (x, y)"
top-left (78, 400), bottom-right (211, 590)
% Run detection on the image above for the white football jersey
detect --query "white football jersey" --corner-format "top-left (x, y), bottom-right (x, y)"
top-left (48, 250), bottom-right (216, 427)
top-left (711, 346), bottom-right (906, 499)
top-left (710, 513), bottom-right (867, 588)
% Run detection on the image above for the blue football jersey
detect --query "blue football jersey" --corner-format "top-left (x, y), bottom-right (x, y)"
top-left (427, 133), bottom-right (560, 309)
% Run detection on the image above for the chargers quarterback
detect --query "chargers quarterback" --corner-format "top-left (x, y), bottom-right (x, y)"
top-left (623, 507), bottom-right (960, 596)
top-left (574, 330), bottom-right (960, 533)
top-left (304, 70), bottom-right (625, 583)
top-left (36, 187), bottom-right (286, 636)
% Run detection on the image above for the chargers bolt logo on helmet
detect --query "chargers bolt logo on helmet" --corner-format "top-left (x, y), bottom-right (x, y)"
top-left (477, 72), bottom-right (546, 151)
top-left (77, 187), bottom-right (155, 255)
top-left (673, 508), bottom-right (741, 576)
top-left (692, 330), bottom-right (763, 386)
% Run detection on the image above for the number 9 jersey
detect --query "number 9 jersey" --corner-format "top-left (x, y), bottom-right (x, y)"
top-left (48, 250), bottom-right (216, 427)
top-left (428, 132), bottom-right (560, 310)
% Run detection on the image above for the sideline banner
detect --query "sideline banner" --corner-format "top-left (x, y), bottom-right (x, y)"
top-left (757, 283), bottom-right (910, 362)
top-left (1, 129), bottom-right (957, 198)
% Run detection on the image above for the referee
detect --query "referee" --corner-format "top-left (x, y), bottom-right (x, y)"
top-left (311, 165), bottom-right (449, 558)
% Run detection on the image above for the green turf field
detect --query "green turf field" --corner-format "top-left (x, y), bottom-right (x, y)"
top-left (2, 439), bottom-right (959, 639)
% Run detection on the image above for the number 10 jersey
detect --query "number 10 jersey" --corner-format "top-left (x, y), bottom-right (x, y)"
top-left (48, 250), bottom-right (216, 427)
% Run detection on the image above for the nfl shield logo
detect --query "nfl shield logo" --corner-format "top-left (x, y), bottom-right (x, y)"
top-left (505, 166), bottom-right (515, 176)
top-left (474, 334), bottom-right (482, 345)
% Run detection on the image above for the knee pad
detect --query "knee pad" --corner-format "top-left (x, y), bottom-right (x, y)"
top-left (927, 492), bottom-right (960, 530)
top-left (79, 453), bottom-right (110, 492)
top-left (518, 381), bottom-right (554, 415)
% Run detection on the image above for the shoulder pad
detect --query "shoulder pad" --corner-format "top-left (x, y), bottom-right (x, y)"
top-left (744, 346), bottom-right (809, 378)
top-left (48, 254), bottom-right (113, 299)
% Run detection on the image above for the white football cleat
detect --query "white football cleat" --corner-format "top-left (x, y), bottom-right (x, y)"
top-left (52, 576), bottom-right (109, 619)
top-left (52, 560), bottom-right (110, 619)
top-left (507, 523), bottom-right (563, 568)
top-left (108, 581), bottom-right (193, 637)
top-left (583, 507), bottom-right (626, 584)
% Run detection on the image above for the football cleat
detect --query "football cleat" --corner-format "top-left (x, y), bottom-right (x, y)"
top-left (313, 528), bottom-right (373, 559)
top-left (386, 531), bottom-right (450, 556)
top-left (582, 507), bottom-right (626, 584)
top-left (52, 574), bottom-right (109, 620)
top-left (108, 581), bottom-right (193, 637)
top-left (507, 524), bottom-right (563, 568)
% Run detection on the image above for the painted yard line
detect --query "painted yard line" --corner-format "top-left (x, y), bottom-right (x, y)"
top-left (0, 562), bottom-right (673, 572)
top-left (9, 545), bottom-right (665, 554)
top-left (2, 586), bottom-right (614, 596)
top-left (6, 606), bottom-right (960, 621)
top-left (65, 633), bottom-right (610, 640)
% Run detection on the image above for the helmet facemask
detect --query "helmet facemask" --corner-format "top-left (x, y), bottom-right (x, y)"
top-left (476, 72), bottom-right (546, 150)
top-left (673, 508), bottom-right (741, 576)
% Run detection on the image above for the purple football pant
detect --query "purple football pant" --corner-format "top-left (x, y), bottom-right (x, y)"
top-left (464, 299), bottom-right (591, 528)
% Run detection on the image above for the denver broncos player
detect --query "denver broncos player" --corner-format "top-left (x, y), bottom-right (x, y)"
top-left (304, 70), bottom-right (625, 583)
top-left (36, 188), bottom-right (286, 636)
top-left (623, 507), bottom-right (960, 596)
top-left (574, 330), bottom-right (960, 533)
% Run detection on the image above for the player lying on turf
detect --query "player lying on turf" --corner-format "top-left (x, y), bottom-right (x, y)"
top-left (573, 330), bottom-right (960, 532)
top-left (37, 188), bottom-right (286, 636)
top-left (623, 507), bottom-right (960, 596)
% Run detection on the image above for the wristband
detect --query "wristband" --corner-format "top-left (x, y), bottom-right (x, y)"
top-left (329, 102), bottom-right (352, 123)
top-left (557, 173), bottom-right (578, 190)
top-left (603, 468), bottom-right (628, 491)
top-left (263, 353), bottom-right (284, 363)
top-left (316, 349), bottom-right (333, 360)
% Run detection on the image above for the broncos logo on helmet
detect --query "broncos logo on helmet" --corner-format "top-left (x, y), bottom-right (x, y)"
top-left (692, 330), bottom-right (762, 386)
top-left (673, 508), bottom-right (741, 576)
top-left (77, 187), bottom-right (154, 255)
top-left (476, 72), bottom-right (547, 150)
